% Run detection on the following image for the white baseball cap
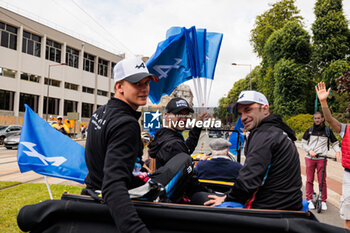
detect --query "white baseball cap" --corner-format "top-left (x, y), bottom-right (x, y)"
top-left (233, 90), bottom-right (269, 113)
top-left (113, 56), bottom-right (158, 84)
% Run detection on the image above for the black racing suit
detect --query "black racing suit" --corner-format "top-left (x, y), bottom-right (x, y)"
top-left (84, 97), bottom-right (192, 233)
top-left (148, 127), bottom-right (201, 169)
top-left (225, 114), bottom-right (303, 210)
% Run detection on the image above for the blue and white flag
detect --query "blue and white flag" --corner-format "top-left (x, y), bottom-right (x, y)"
top-left (147, 27), bottom-right (193, 104)
top-left (205, 32), bottom-right (223, 80)
top-left (229, 117), bottom-right (245, 156)
top-left (17, 105), bottom-right (88, 183)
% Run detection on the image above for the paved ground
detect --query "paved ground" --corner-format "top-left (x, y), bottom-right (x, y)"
top-left (0, 134), bottom-right (346, 229)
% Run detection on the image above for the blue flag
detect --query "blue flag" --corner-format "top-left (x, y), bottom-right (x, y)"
top-left (206, 32), bottom-right (223, 80)
top-left (196, 28), bottom-right (207, 78)
top-left (147, 27), bottom-right (193, 104)
top-left (229, 117), bottom-right (245, 156)
top-left (17, 105), bottom-right (88, 183)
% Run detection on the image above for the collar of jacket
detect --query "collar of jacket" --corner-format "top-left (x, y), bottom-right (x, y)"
top-left (108, 97), bottom-right (142, 120)
top-left (252, 114), bottom-right (297, 141)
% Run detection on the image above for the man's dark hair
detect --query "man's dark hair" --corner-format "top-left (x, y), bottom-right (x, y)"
top-left (313, 112), bottom-right (324, 118)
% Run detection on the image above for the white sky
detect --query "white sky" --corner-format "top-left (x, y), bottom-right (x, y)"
top-left (1, 0), bottom-right (349, 107)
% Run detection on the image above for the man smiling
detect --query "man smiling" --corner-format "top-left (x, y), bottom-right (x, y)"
top-left (205, 90), bottom-right (303, 211)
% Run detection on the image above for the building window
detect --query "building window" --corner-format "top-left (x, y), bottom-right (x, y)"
top-left (111, 92), bottom-right (114, 97)
top-left (66, 46), bottom-right (79, 68)
top-left (0, 89), bottom-right (14, 111)
top-left (98, 58), bottom-right (108, 77)
top-left (82, 86), bottom-right (94, 94)
top-left (0, 67), bottom-right (16, 78)
top-left (64, 82), bottom-right (79, 91)
top-left (44, 78), bottom-right (61, 87)
top-left (97, 89), bottom-right (108, 97)
top-left (64, 100), bottom-right (78, 115)
top-left (43, 97), bottom-right (60, 115)
top-left (82, 102), bottom-right (93, 118)
top-left (19, 93), bottom-right (39, 113)
top-left (83, 53), bottom-right (95, 73)
top-left (111, 62), bottom-right (116, 79)
top-left (22, 31), bottom-right (41, 57)
top-left (21, 73), bottom-right (40, 83)
top-left (45, 39), bottom-right (61, 63)
top-left (0, 21), bottom-right (17, 50)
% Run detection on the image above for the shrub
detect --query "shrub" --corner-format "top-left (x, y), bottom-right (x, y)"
top-left (286, 113), bottom-right (313, 133)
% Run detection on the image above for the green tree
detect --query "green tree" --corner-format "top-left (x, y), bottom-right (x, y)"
top-left (321, 59), bottom-right (350, 91)
top-left (250, 0), bottom-right (303, 57)
top-left (264, 21), bottom-right (311, 67)
top-left (273, 59), bottom-right (309, 115)
top-left (311, 0), bottom-right (350, 85)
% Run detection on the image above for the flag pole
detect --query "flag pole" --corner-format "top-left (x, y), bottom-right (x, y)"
top-left (203, 77), bottom-right (207, 107)
top-left (192, 76), bottom-right (201, 106)
top-left (44, 176), bottom-right (53, 200)
top-left (196, 77), bottom-right (204, 107)
top-left (206, 79), bottom-right (213, 107)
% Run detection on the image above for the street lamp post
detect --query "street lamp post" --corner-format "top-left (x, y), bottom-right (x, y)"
top-left (46, 63), bottom-right (66, 121)
top-left (232, 62), bottom-right (252, 90)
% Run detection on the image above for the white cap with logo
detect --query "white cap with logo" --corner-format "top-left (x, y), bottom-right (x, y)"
top-left (113, 56), bottom-right (159, 84)
top-left (233, 90), bottom-right (269, 113)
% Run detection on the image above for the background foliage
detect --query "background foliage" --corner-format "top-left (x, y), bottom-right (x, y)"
top-left (215, 0), bottom-right (350, 127)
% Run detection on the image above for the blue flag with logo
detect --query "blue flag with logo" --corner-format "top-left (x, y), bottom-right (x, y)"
top-left (147, 27), bottom-right (193, 104)
top-left (229, 117), bottom-right (245, 156)
top-left (17, 105), bottom-right (88, 183)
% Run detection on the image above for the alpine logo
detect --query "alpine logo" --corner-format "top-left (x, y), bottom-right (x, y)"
top-left (238, 94), bottom-right (245, 99)
top-left (153, 58), bottom-right (182, 79)
top-left (135, 62), bottom-right (146, 69)
top-left (21, 142), bottom-right (67, 166)
top-left (186, 166), bottom-right (192, 174)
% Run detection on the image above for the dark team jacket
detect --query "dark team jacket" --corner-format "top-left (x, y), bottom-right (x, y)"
top-left (84, 97), bottom-right (149, 233)
top-left (148, 127), bottom-right (201, 168)
top-left (195, 157), bottom-right (243, 182)
top-left (226, 114), bottom-right (303, 211)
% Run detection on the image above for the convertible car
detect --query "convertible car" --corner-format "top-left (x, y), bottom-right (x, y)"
top-left (17, 193), bottom-right (349, 233)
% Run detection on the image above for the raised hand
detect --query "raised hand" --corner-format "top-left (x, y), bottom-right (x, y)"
top-left (315, 82), bottom-right (331, 102)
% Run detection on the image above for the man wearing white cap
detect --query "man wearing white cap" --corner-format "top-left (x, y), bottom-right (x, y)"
top-left (205, 90), bottom-right (303, 211)
top-left (84, 57), bottom-right (193, 233)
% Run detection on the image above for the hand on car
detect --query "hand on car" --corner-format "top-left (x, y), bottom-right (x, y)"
top-left (204, 194), bottom-right (226, 207)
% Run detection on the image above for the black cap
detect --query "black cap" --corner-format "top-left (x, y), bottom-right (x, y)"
top-left (166, 97), bottom-right (194, 114)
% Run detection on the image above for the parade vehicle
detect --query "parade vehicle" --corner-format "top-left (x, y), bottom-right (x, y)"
top-left (17, 192), bottom-right (349, 233)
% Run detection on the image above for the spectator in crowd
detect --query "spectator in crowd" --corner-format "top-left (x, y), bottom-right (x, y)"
top-left (204, 90), bottom-right (303, 211)
top-left (315, 82), bottom-right (349, 229)
top-left (80, 125), bottom-right (86, 139)
top-left (51, 116), bottom-right (69, 135)
top-left (302, 112), bottom-right (341, 211)
top-left (195, 138), bottom-right (242, 183)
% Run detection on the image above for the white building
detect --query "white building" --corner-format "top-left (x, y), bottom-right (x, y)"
top-left (0, 6), bottom-right (123, 125)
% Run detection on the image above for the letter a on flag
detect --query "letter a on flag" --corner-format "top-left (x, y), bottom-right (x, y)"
top-left (17, 105), bottom-right (88, 183)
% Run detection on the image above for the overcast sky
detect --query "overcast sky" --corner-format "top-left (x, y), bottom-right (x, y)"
top-left (1, 0), bottom-right (349, 107)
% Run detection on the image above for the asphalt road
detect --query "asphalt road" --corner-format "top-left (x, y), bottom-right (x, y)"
top-left (0, 135), bottom-right (345, 229)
